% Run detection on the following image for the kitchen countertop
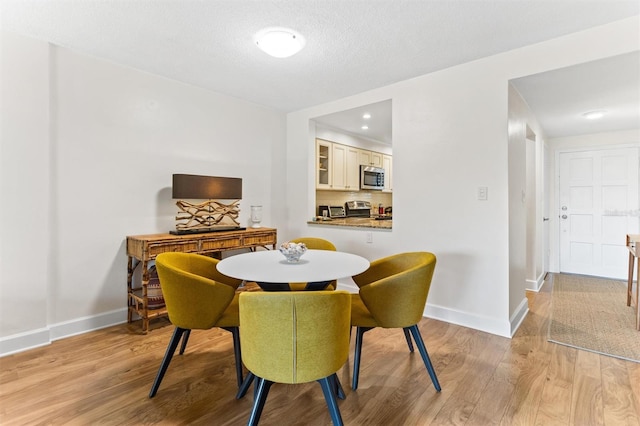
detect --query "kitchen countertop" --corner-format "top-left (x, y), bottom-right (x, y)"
top-left (307, 217), bottom-right (392, 229)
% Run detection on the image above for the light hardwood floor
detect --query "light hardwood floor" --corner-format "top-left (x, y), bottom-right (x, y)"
top-left (1, 275), bottom-right (639, 425)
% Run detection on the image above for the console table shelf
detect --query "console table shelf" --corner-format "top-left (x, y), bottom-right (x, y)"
top-left (126, 228), bottom-right (277, 333)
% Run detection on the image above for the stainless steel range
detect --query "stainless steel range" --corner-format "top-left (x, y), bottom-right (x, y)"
top-left (345, 200), bottom-right (371, 218)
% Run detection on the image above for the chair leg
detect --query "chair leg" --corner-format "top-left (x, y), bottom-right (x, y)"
top-left (236, 372), bottom-right (255, 399)
top-left (332, 373), bottom-right (346, 400)
top-left (179, 329), bottom-right (191, 355)
top-left (149, 327), bottom-right (186, 398)
top-left (403, 327), bottom-right (414, 352)
top-left (247, 377), bottom-right (273, 426)
top-left (319, 376), bottom-right (344, 426)
top-left (222, 326), bottom-right (244, 387)
top-left (408, 324), bottom-right (441, 392)
top-left (352, 326), bottom-right (373, 391)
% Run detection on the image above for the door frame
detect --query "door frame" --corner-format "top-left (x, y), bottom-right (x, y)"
top-left (543, 140), bottom-right (551, 276)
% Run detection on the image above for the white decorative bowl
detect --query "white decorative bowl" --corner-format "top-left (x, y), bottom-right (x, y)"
top-left (279, 242), bottom-right (307, 263)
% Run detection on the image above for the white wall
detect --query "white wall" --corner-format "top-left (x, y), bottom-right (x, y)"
top-left (507, 83), bottom-right (548, 337)
top-left (2, 16), bottom-right (638, 354)
top-left (1, 32), bottom-right (51, 349)
top-left (286, 17), bottom-right (640, 337)
top-left (508, 84), bottom-right (547, 297)
top-left (0, 31), bottom-right (287, 355)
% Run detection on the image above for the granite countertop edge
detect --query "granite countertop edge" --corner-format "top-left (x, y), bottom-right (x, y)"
top-left (306, 218), bottom-right (392, 229)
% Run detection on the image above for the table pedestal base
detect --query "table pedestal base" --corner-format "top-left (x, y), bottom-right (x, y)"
top-left (257, 281), bottom-right (333, 291)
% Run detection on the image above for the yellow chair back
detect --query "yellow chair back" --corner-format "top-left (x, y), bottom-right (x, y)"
top-left (155, 252), bottom-right (239, 330)
top-left (289, 237), bottom-right (338, 290)
top-left (289, 237), bottom-right (337, 251)
top-left (239, 291), bottom-right (351, 384)
top-left (354, 252), bottom-right (436, 328)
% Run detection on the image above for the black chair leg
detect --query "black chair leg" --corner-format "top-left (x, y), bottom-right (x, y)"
top-left (352, 326), bottom-right (373, 390)
top-left (319, 376), bottom-right (344, 426)
top-left (179, 329), bottom-right (191, 355)
top-left (247, 377), bottom-right (273, 426)
top-left (332, 373), bottom-right (346, 400)
top-left (403, 327), bottom-right (414, 352)
top-left (223, 326), bottom-right (244, 387)
top-left (236, 372), bottom-right (255, 399)
top-left (149, 327), bottom-right (186, 398)
top-left (408, 324), bottom-right (441, 392)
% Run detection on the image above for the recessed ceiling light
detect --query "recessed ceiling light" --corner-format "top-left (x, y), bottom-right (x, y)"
top-left (361, 125), bottom-right (369, 130)
top-left (582, 110), bottom-right (607, 120)
top-left (254, 27), bottom-right (305, 58)
top-left (362, 113), bottom-right (371, 119)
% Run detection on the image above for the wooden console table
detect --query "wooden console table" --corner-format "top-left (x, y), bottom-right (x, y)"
top-left (627, 234), bottom-right (640, 331)
top-left (126, 228), bottom-right (277, 333)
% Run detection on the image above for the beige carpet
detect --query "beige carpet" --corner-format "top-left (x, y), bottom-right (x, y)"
top-left (548, 273), bottom-right (640, 363)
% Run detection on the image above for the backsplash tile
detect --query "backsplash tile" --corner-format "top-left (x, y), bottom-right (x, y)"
top-left (316, 190), bottom-right (392, 215)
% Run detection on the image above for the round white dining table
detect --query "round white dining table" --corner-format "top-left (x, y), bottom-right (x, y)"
top-left (217, 249), bottom-right (370, 291)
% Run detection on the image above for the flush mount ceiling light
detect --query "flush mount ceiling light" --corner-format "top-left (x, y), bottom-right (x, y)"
top-left (582, 110), bottom-right (607, 120)
top-left (362, 113), bottom-right (371, 119)
top-left (254, 27), bottom-right (305, 58)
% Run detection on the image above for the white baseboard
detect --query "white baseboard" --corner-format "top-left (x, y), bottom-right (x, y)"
top-left (0, 328), bottom-right (51, 357)
top-left (0, 308), bottom-right (127, 357)
top-left (526, 273), bottom-right (545, 292)
top-left (49, 308), bottom-right (128, 340)
top-left (424, 303), bottom-right (512, 338)
top-left (509, 297), bottom-right (529, 337)
top-left (339, 279), bottom-right (519, 338)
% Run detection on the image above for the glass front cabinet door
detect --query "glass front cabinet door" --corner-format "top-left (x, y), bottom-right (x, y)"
top-left (316, 139), bottom-right (332, 189)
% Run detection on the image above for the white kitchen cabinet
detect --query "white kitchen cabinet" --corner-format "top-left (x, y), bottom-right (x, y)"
top-left (317, 139), bottom-right (389, 191)
top-left (359, 149), bottom-right (383, 167)
top-left (316, 139), bottom-right (332, 189)
top-left (331, 143), bottom-right (346, 189)
top-left (371, 151), bottom-right (383, 167)
top-left (382, 154), bottom-right (392, 192)
top-left (331, 143), bottom-right (359, 190)
top-left (359, 149), bottom-right (371, 167)
top-left (345, 146), bottom-right (360, 190)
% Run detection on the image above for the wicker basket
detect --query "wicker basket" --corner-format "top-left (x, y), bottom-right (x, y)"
top-left (147, 266), bottom-right (166, 309)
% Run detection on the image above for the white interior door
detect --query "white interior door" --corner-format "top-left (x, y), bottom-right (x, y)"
top-left (559, 147), bottom-right (639, 279)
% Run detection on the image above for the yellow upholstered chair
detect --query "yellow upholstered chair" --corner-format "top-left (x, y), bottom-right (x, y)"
top-left (239, 291), bottom-right (351, 426)
top-left (290, 237), bottom-right (337, 251)
top-left (289, 237), bottom-right (338, 291)
top-left (350, 252), bottom-right (441, 392)
top-left (149, 252), bottom-right (244, 398)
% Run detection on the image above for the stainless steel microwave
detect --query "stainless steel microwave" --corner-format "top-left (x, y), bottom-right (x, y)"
top-left (360, 165), bottom-right (385, 190)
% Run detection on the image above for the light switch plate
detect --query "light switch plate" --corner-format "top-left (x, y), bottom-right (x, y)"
top-left (477, 186), bottom-right (488, 200)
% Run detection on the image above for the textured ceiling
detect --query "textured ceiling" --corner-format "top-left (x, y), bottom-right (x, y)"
top-left (2, 1), bottom-right (639, 141)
